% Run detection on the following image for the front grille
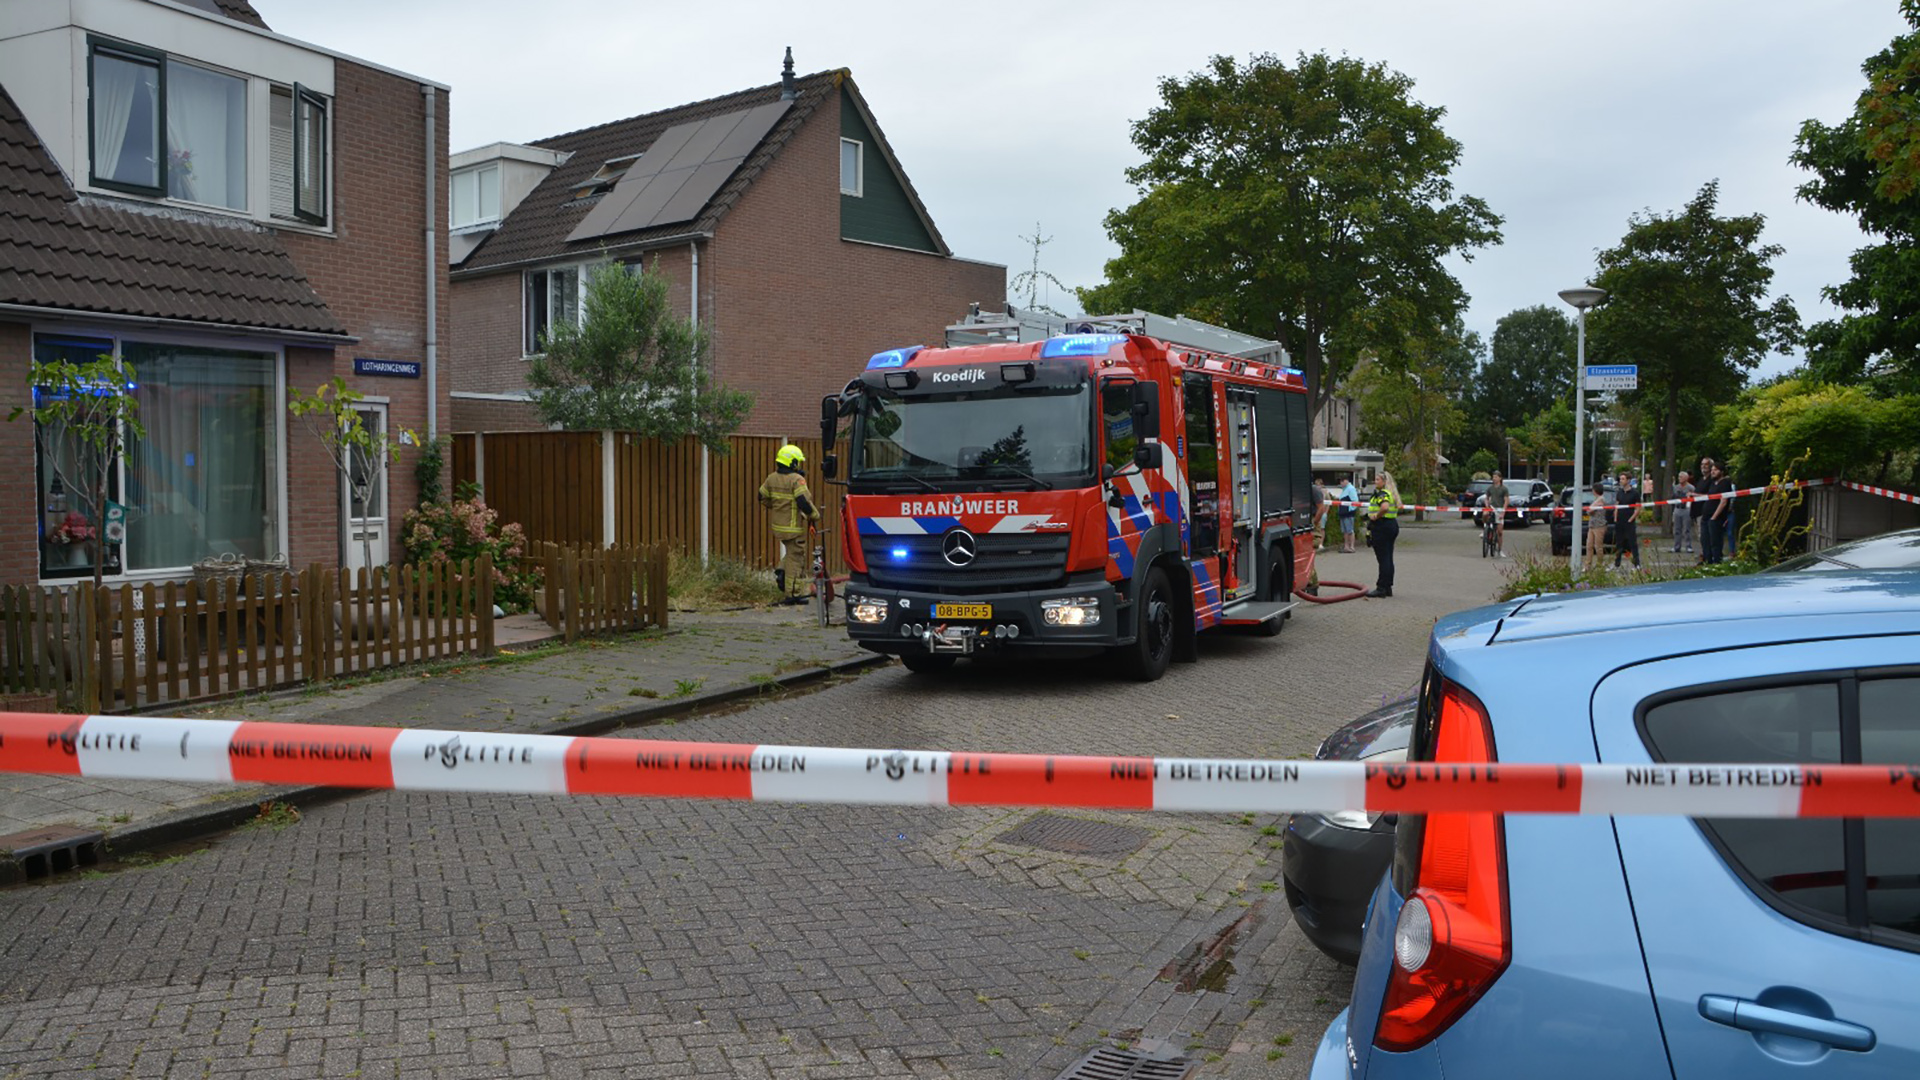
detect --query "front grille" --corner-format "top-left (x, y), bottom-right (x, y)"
top-left (861, 532), bottom-right (1070, 594)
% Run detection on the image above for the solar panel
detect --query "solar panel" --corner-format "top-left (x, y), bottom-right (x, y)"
top-left (567, 100), bottom-right (792, 242)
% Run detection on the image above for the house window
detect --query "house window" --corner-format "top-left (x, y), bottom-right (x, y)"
top-left (30, 334), bottom-right (281, 579)
top-left (89, 42), bottom-right (163, 194)
top-left (840, 137), bottom-right (863, 196)
top-left (164, 58), bottom-right (247, 210)
top-left (451, 164), bottom-right (501, 228)
top-left (269, 84), bottom-right (329, 224)
top-left (524, 267), bottom-right (581, 355)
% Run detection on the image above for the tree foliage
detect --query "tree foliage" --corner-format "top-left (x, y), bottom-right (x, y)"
top-left (1710, 377), bottom-right (1920, 488)
top-left (1586, 180), bottom-right (1799, 518)
top-left (9, 353), bottom-right (144, 586)
top-left (528, 261), bottom-right (752, 450)
top-left (1351, 326), bottom-right (1470, 510)
top-left (1075, 52), bottom-right (1501, 422)
top-left (1479, 305), bottom-right (1575, 434)
top-left (1793, 3), bottom-right (1920, 390)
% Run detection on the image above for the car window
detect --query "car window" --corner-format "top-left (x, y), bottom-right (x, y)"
top-left (1862, 678), bottom-right (1920, 936)
top-left (1642, 674), bottom-right (1920, 950)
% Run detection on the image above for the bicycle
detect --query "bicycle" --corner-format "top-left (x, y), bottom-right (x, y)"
top-left (1480, 506), bottom-right (1499, 559)
top-left (809, 523), bottom-right (837, 630)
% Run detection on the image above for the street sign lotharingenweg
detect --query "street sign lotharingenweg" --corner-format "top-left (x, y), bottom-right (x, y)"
top-left (1584, 364), bottom-right (1638, 391)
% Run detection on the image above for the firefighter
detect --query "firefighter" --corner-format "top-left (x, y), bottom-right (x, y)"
top-left (759, 443), bottom-right (820, 604)
top-left (1365, 471), bottom-right (1401, 598)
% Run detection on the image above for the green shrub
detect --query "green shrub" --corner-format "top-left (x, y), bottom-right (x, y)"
top-left (667, 551), bottom-right (784, 608)
top-left (1493, 549), bottom-right (1762, 603)
top-left (402, 497), bottom-right (542, 613)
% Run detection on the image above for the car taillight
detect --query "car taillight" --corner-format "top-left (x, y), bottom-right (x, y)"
top-left (1373, 680), bottom-right (1509, 1052)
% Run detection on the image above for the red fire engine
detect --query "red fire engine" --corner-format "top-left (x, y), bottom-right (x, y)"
top-left (818, 328), bottom-right (1314, 681)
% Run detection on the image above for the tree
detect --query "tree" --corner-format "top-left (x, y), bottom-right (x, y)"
top-left (1793, 4), bottom-right (1920, 391)
top-left (1478, 306), bottom-right (1575, 435)
top-left (10, 353), bottom-right (144, 586)
top-left (527, 260), bottom-right (752, 450)
top-left (1508, 402), bottom-right (1574, 480)
top-left (1586, 180), bottom-right (1799, 522)
top-left (1350, 326), bottom-right (1468, 512)
top-left (1711, 376), bottom-right (1920, 487)
top-left (1075, 52), bottom-right (1502, 423)
top-left (288, 378), bottom-right (414, 574)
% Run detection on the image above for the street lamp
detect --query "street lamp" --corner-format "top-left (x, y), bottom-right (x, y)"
top-left (1559, 286), bottom-right (1607, 574)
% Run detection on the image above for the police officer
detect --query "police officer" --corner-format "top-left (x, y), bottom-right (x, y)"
top-left (1366, 472), bottom-right (1401, 598)
top-left (758, 444), bottom-right (820, 603)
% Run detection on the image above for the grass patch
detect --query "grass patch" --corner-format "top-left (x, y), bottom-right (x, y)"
top-left (668, 551), bottom-right (784, 609)
top-left (1493, 549), bottom-right (1762, 602)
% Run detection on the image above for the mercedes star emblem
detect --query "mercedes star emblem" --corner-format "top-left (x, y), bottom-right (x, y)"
top-left (941, 528), bottom-right (978, 567)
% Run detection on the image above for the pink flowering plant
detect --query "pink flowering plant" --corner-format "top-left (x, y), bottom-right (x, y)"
top-left (47, 510), bottom-right (96, 546)
top-left (401, 497), bottom-right (541, 613)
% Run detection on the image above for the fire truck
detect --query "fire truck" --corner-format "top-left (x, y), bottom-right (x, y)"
top-left (817, 315), bottom-right (1314, 681)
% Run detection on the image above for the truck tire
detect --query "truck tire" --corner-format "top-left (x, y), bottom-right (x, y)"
top-left (1118, 567), bottom-right (1175, 682)
top-left (900, 653), bottom-right (957, 674)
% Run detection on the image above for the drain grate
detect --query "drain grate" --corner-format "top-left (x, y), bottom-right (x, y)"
top-left (1052, 1046), bottom-right (1195, 1080)
top-left (0, 825), bottom-right (105, 884)
top-left (994, 813), bottom-right (1152, 858)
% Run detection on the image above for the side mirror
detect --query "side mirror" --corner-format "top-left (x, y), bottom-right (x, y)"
top-left (822, 453), bottom-right (837, 480)
top-left (1133, 442), bottom-right (1164, 470)
top-left (1102, 463), bottom-right (1116, 481)
top-left (1129, 381), bottom-right (1161, 440)
top-left (818, 394), bottom-right (839, 452)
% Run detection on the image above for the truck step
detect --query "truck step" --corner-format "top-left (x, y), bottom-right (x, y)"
top-left (1218, 599), bottom-right (1296, 625)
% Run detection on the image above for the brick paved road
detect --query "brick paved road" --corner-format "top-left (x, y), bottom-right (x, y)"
top-left (1, 521), bottom-right (1535, 1079)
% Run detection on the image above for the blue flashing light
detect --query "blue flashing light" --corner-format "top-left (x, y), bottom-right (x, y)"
top-left (1040, 334), bottom-right (1127, 359)
top-left (867, 346), bottom-right (923, 370)
top-left (890, 546), bottom-right (910, 561)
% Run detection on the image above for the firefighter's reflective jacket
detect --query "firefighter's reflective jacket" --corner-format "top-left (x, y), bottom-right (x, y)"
top-left (758, 470), bottom-right (818, 537)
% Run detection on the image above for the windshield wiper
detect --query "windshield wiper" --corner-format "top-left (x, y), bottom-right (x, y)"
top-left (980, 463), bottom-right (1053, 491)
top-left (863, 471), bottom-right (940, 493)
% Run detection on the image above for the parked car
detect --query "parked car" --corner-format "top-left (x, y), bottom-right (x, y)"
top-left (1309, 570), bottom-right (1920, 1079)
top-left (1281, 697), bottom-right (1414, 963)
top-left (1469, 478), bottom-right (1555, 529)
top-left (1547, 483), bottom-right (1618, 556)
top-left (1767, 526), bottom-right (1920, 572)
top-left (1456, 479), bottom-right (1495, 520)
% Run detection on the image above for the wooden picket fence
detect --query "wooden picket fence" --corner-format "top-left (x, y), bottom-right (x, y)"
top-left (534, 542), bottom-right (669, 644)
top-left (0, 558), bottom-right (495, 714)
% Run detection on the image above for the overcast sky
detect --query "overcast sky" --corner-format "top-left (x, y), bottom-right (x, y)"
top-left (263, 0), bottom-right (1908, 380)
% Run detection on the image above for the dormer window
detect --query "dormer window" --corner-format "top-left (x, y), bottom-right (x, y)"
top-left (451, 163), bottom-right (501, 229)
top-left (574, 156), bottom-right (639, 200)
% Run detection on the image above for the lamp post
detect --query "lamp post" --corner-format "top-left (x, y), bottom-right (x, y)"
top-left (1559, 286), bottom-right (1607, 574)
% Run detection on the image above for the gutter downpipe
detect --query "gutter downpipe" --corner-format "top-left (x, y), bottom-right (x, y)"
top-left (421, 84), bottom-right (439, 440)
top-left (693, 241), bottom-right (710, 566)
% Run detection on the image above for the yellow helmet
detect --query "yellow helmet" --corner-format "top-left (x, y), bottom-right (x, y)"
top-left (776, 444), bottom-right (806, 468)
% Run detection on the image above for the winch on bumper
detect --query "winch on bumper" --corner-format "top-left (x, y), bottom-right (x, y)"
top-left (841, 582), bottom-right (1121, 657)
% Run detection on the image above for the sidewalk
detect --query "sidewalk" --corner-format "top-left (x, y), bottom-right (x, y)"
top-left (1, 605), bottom-right (882, 858)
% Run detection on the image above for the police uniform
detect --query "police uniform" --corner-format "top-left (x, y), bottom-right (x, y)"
top-left (1367, 487), bottom-right (1401, 598)
top-left (758, 444), bottom-right (819, 600)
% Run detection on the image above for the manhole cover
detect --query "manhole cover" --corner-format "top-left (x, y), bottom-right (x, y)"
top-left (1052, 1046), bottom-right (1194, 1080)
top-left (994, 813), bottom-right (1151, 858)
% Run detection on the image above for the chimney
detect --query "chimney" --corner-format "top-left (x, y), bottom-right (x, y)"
top-left (780, 47), bottom-right (797, 101)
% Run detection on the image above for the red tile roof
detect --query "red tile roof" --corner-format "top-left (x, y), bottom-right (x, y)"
top-left (0, 83), bottom-right (346, 338)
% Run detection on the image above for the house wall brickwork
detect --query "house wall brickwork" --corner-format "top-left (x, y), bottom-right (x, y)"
top-left (708, 92), bottom-right (1003, 437)
top-left (279, 63), bottom-right (449, 566)
top-left (0, 322), bottom-right (35, 586)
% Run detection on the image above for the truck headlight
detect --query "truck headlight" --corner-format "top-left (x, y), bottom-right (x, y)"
top-left (1040, 597), bottom-right (1101, 627)
top-left (847, 595), bottom-right (888, 624)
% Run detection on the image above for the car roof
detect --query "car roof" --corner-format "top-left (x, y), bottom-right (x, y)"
top-left (1447, 570), bottom-right (1920, 644)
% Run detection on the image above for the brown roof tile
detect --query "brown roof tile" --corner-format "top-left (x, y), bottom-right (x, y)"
top-left (457, 71), bottom-right (839, 275)
top-left (0, 82), bottom-right (345, 337)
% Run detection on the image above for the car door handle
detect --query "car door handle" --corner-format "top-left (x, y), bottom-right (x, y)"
top-left (1698, 995), bottom-right (1876, 1052)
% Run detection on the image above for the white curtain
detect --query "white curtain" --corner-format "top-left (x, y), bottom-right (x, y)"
top-left (91, 54), bottom-right (145, 184)
top-left (165, 61), bottom-right (246, 209)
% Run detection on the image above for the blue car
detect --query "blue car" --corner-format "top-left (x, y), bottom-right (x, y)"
top-left (1312, 570), bottom-right (1920, 1079)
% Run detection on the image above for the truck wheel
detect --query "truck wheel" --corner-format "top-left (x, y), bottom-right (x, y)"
top-left (900, 654), bottom-right (956, 674)
top-left (1118, 567), bottom-right (1175, 682)
top-left (1259, 550), bottom-right (1288, 637)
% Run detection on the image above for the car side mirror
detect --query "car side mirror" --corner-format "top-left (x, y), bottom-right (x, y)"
top-left (1129, 381), bottom-right (1160, 440)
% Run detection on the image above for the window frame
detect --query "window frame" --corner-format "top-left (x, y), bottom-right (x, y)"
top-left (87, 37), bottom-right (167, 198)
top-left (522, 264), bottom-right (588, 357)
top-left (1636, 664), bottom-right (1920, 954)
top-left (839, 137), bottom-right (863, 197)
top-left (451, 163), bottom-right (501, 229)
top-left (292, 82), bottom-right (328, 225)
top-left (27, 328), bottom-right (289, 584)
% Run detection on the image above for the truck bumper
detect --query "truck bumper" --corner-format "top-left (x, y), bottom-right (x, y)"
top-left (842, 577), bottom-right (1121, 658)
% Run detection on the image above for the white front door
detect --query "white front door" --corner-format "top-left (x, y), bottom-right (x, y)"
top-left (343, 404), bottom-right (389, 572)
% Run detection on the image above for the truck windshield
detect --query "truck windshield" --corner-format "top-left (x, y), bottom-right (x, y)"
top-left (849, 382), bottom-right (1093, 491)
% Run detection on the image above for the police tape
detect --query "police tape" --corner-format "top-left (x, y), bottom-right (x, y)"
top-left (5, 713), bottom-right (1919, 819)
top-left (1324, 476), bottom-right (1847, 517)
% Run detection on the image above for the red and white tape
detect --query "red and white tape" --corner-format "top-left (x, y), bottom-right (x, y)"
top-left (5, 713), bottom-right (1918, 819)
top-left (1840, 480), bottom-right (1920, 506)
top-left (1325, 476), bottom-right (1871, 517)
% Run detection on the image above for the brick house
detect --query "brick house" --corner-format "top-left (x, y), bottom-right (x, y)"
top-left (447, 56), bottom-right (1005, 437)
top-left (0, 0), bottom-right (449, 587)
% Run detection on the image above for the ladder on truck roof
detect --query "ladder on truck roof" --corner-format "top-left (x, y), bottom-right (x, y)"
top-left (944, 304), bottom-right (1291, 367)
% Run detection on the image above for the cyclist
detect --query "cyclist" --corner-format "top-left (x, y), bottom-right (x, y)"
top-left (1482, 469), bottom-right (1512, 558)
